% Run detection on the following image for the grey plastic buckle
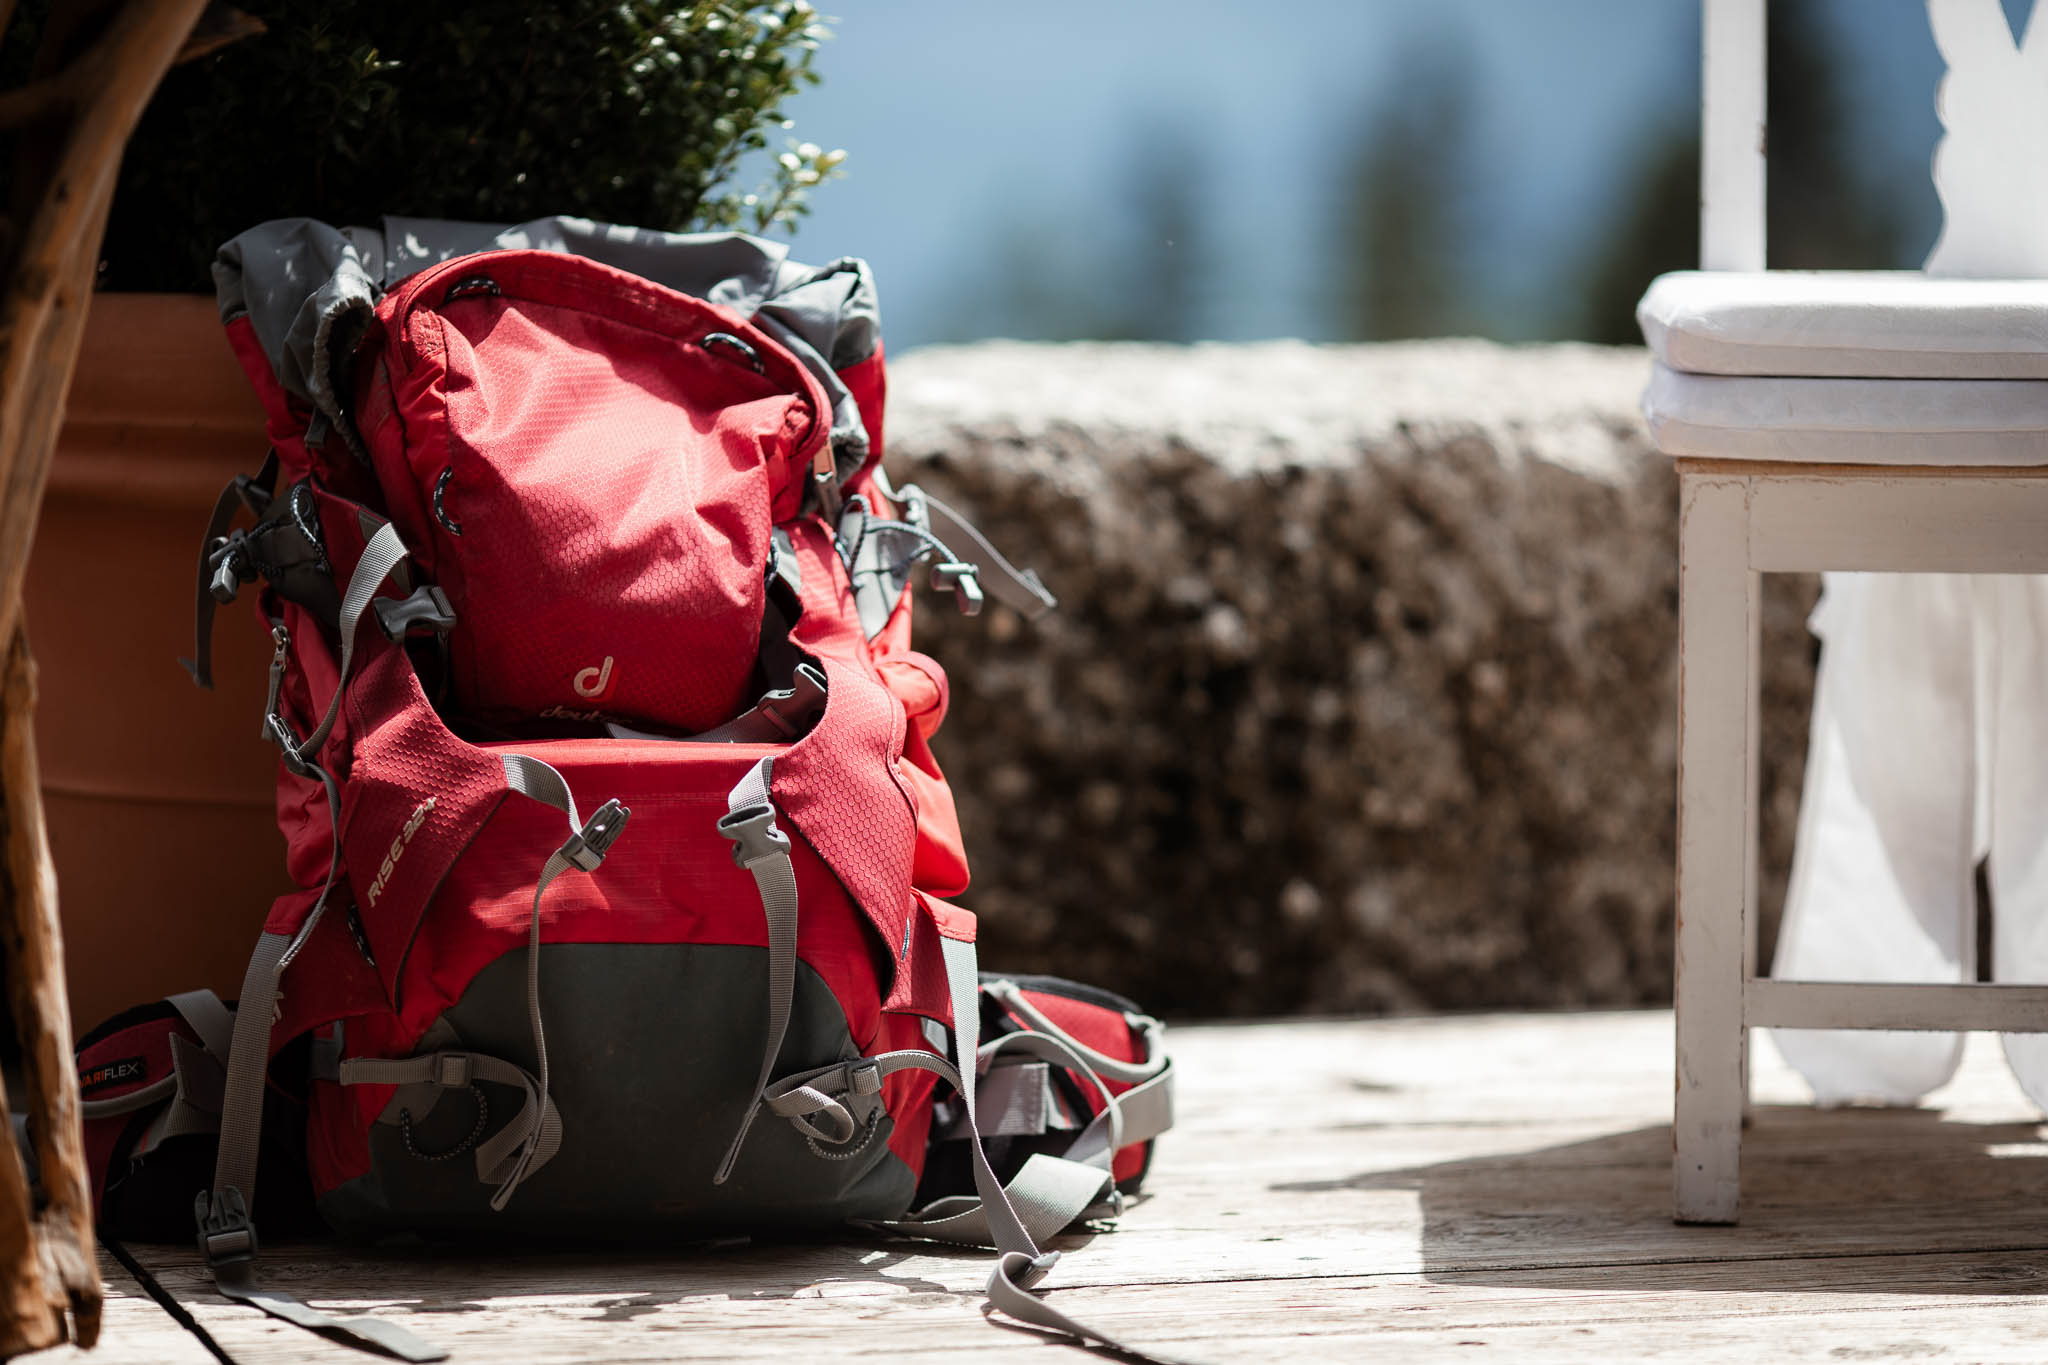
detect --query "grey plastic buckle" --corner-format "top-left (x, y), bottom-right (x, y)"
top-left (754, 663), bottom-right (828, 739)
top-left (194, 1187), bottom-right (257, 1267)
top-left (718, 803), bottom-right (791, 869)
top-left (434, 1054), bottom-right (472, 1088)
top-left (373, 585), bottom-right (457, 642)
top-left (559, 799), bottom-right (630, 873)
top-left (207, 534), bottom-right (253, 604)
top-left (931, 562), bottom-right (984, 616)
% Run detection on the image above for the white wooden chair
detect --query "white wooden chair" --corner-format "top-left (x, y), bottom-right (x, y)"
top-left (1641, 0), bottom-right (2048, 1224)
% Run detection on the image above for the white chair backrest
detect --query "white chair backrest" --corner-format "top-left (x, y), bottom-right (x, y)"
top-left (1703, 0), bottom-right (2048, 277)
top-left (1925, 0), bottom-right (2048, 276)
top-left (1700, 0), bottom-right (1765, 270)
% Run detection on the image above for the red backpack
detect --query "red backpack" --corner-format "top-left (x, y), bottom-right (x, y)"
top-left (78, 217), bottom-right (1172, 1361)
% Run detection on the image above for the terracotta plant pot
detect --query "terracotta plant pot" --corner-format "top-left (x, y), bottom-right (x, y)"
top-left (26, 294), bottom-right (290, 1036)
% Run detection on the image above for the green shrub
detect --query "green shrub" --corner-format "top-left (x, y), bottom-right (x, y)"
top-left (93, 1), bottom-right (840, 291)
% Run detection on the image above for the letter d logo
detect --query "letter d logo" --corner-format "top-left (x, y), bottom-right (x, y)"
top-left (573, 655), bottom-right (615, 700)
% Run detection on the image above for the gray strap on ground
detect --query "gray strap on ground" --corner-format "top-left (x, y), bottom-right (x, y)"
top-left (212, 1271), bottom-right (449, 1363)
top-left (299, 521), bottom-right (408, 757)
top-left (713, 757), bottom-right (801, 1184)
top-left (913, 938), bottom-right (1179, 1356)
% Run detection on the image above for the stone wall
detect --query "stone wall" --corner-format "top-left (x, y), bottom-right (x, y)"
top-left (884, 339), bottom-right (1819, 1018)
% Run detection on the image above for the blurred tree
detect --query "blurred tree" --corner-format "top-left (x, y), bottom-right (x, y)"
top-left (1764, 0), bottom-right (1913, 269)
top-left (1574, 125), bottom-right (1699, 345)
top-left (1332, 29), bottom-right (1481, 341)
top-left (1099, 118), bottom-right (1209, 342)
top-left (934, 116), bottom-right (1209, 343)
top-left (1570, 0), bottom-right (1916, 343)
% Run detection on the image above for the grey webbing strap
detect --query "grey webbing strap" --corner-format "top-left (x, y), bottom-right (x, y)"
top-left (982, 979), bottom-right (1168, 1087)
top-left (712, 757), bottom-right (799, 1184)
top-left (976, 1029), bottom-right (1124, 1169)
top-left (204, 884), bottom-right (446, 1358)
top-left (936, 936), bottom-right (1055, 1261)
top-left (338, 1051), bottom-right (562, 1191)
top-left (944, 1045), bottom-right (1173, 1163)
top-left (221, 1285), bottom-right (447, 1362)
top-left (494, 752), bottom-right (628, 1209)
top-left (146, 1034), bottom-right (230, 1146)
top-left (211, 760), bottom-right (343, 1222)
top-left (79, 1074), bottom-right (177, 1121)
top-left (915, 937), bottom-right (1169, 1355)
top-left (948, 1061), bottom-right (1074, 1139)
top-left (80, 991), bottom-right (237, 1122)
top-left (167, 990), bottom-right (236, 1061)
top-left (915, 489), bottom-right (1058, 621)
top-left (297, 522), bottom-right (408, 758)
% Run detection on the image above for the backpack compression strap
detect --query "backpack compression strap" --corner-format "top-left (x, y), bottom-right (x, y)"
top-left (197, 524), bottom-right (451, 1362)
top-left (196, 525), bottom-right (629, 1360)
top-left (745, 932), bottom-right (1181, 1358)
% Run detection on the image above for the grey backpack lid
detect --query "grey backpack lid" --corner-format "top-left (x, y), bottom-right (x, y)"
top-left (212, 214), bottom-right (879, 477)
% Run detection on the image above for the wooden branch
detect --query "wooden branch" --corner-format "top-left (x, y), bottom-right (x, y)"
top-left (0, 629), bottom-right (89, 1357)
top-left (0, 0), bottom-right (212, 650)
top-left (0, 0), bottom-right (223, 1355)
top-left (177, 5), bottom-right (264, 66)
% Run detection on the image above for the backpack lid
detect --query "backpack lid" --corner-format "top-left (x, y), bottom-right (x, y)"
top-left (213, 215), bottom-right (879, 484)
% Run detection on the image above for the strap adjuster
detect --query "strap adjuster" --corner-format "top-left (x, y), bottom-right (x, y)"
top-left (373, 584), bottom-right (458, 642)
top-left (718, 803), bottom-right (791, 869)
top-left (434, 1053), bottom-right (473, 1088)
top-left (263, 712), bottom-right (316, 779)
top-left (559, 798), bottom-right (629, 872)
top-left (931, 562), bottom-right (984, 616)
top-left (207, 534), bottom-right (254, 604)
top-left (194, 1187), bottom-right (258, 1267)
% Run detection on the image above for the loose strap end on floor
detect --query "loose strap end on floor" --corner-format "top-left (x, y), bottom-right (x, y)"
top-left (925, 935), bottom-right (1193, 1363)
top-left (215, 1265), bottom-right (449, 1363)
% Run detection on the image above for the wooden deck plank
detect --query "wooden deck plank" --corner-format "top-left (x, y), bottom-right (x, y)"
top-left (44, 1011), bottom-right (2048, 1363)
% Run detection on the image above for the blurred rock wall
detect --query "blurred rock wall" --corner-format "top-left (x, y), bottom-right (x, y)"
top-left (884, 339), bottom-right (1819, 1018)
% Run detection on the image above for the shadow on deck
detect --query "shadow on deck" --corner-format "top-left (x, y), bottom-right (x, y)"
top-left (1275, 1105), bottom-right (2048, 1295)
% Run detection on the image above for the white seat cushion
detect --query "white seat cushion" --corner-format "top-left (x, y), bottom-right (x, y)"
top-left (1644, 361), bottom-right (2048, 464)
top-left (1639, 271), bottom-right (2048, 379)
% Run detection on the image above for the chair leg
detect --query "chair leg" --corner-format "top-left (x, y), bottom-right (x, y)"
top-left (1674, 473), bottom-right (1755, 1225)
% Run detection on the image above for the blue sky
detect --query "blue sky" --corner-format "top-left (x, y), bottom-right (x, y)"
top-left (763, 1), bottom-right (1958, 350)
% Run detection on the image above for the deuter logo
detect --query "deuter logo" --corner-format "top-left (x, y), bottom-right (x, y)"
top-left (79, 1056), bottom-right (145, 1096)
top-left (573, 655), bottom-right (616, 700)
top-left (366, 798), bottom-right (436, 908)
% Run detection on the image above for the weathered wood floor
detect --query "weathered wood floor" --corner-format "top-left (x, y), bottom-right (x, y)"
top-left (44, 1011), bottom-right (2048, 1363)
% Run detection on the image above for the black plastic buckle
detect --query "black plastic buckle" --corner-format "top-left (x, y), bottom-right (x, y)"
top-left (373, 585), bottom-right (458, 642)
top-left (559, 799), bottom-right (630, 872)
top-left (717, 803), bottom-right (791, 869)
top-left (263, 712), bottom-right (314, 779)
top-left (194, 1187), bottom-right (257, 1268)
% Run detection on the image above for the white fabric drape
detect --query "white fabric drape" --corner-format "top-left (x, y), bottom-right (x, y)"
top-left (1770, 571), bottom-right (2048, 1108)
